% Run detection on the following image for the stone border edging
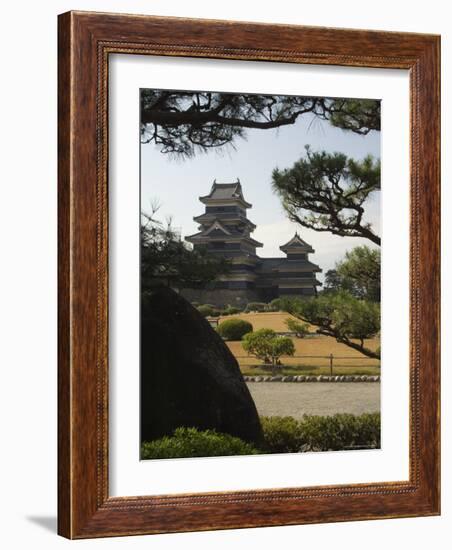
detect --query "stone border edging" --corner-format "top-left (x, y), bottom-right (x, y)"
top-left (244, 374), bottom-right (380, 383)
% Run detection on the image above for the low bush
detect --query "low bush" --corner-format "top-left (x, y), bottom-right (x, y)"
top-left (222, 305), bottom-right (242, 316)
top-left (267, 299), bottom-right (282, 312)
top-left (141, 427), bottom-right (258, 459)
top-left (197, 304), bottom-right (222, 317)
top-left (261, 413), bottom-right (380, 453)
top-left (218, 318), bottom-right (253, 340)
top-left (244, 302), bottom-right (268, 313)
top-left (260, 416), bottom-right (302, 453)
top-left (298, 413), bottom-right (381, 451)
top-left (197, 304), bottom-right (214, 317)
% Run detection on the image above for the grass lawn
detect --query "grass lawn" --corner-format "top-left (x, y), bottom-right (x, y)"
top-left (220, 311), bottom-right (381, 373)
top-left (219, 311), bottom-right (312, 332)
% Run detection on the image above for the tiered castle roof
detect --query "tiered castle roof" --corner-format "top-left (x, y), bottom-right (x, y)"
top-left (199, 180), bottom-right (252, 208)
top-left (279, 232), bottom-right (315, 254)
top-left (184, 179), bottom-right (322, 300)
top-left (186, 180), bottom-right (263, 249)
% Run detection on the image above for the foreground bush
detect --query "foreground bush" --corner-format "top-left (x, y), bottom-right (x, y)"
top-left (141, 415), bottom-right (381, 459)
top-left (218, 318), bottom-right (253, 340)
top-left (141, 427), bottom-right (258, 459)
top-left (261, 413), bottom-right (380, 453)
top-left (260, 416), bottom-right (302, 453)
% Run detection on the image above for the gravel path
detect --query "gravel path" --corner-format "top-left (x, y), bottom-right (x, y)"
top-left (247, 382), bottom-right (380, 418)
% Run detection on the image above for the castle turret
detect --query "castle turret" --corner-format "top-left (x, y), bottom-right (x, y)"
top-left (276, 233), bottom-right (322, 296)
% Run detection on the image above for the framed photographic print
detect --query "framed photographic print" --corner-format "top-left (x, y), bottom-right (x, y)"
top-left (58, 11), bottom-right (440, 538)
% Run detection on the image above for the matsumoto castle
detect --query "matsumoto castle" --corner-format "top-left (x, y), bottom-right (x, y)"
top-left (183, 179), bottom-right (322, 307)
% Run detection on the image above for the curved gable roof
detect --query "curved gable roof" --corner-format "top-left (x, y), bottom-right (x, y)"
top-left (200, 180), bottom-right (252, 207)
top-left (280, 232), bottom-right (314, 253)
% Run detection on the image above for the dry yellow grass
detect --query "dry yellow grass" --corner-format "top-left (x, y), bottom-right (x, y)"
top-left (219, 311), bottom-right (313, 332)
top-left (221, 312), bottom-right (380, 369)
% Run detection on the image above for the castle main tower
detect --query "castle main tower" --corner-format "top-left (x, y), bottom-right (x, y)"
top-left (185, 180), bottom-right (262, 302)
top-left (184, 179), bottom-right (322, 307)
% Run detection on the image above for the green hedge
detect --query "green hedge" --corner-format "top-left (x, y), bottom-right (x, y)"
top-left (259, 415), bottom-right (301, 453)
top-left (141, 414), bottom-right (381, 460)
top-left (141, 427), bottom-right (258, 459)
top-left (217, 318), bottom-right (253, 340)
top-left (222, 306), bottom-right (243, 316)
top-left (267, 299), bottom-right (283, 312)
top-left (261, 413), bottom-right (380, 453)
top-left (197, 304), bottom-right (222, 317)
top-left (244, 302), bottom-right (268, 313)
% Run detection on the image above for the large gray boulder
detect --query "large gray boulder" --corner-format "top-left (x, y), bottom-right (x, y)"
top-left (140, 287), bottom-right (263, 446)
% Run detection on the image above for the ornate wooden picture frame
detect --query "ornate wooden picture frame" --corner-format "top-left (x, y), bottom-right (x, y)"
top-left (58, 11), bottom-right (440, 539)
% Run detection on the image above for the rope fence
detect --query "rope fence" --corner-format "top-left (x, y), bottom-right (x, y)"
top-left (234, 353), bottom-right (381, 376)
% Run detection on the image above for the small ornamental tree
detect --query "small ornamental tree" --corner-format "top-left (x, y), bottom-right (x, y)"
top-left (242, 329), bottom-right (295, 367)
top-left (285, 318), bottom-right (310, 338)
top-left (217, 319), bottom-right (253, 341)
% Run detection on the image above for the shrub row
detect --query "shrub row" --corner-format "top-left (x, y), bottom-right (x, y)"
top-left (197, 304), bottom-right (222, 317)
top-left (195, 299), bottom-right (284, 318)
top-left (140, 413), bottom-right (381, 459)
top-left (261, 413), bottom-right (381, 453)
top-left (196, 304), bottom-right (243, 317)
top-left (141, 427), bottom-right (258, 459)
top-left (244, 299), bottom-right (282, 312)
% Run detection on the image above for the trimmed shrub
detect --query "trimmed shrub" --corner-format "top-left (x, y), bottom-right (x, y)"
top-left (260, 416), bottom-right (302, 453)
top-left (197, 304), bottom-right (222, 317)
top-left (197, 304), bottom-right (214, 317)
top-left (141, 427), bottom-right (258, 459)
top-left (260, 413), bottom-right (380, 453)
top-left (218, 318), bottom-right (253, 341)
top-left (222, 306), bottom-right (242, 316)
top-left (244, 302), bottom-right (268, 313)
top-left (298, 413), bottom-right (380, 451)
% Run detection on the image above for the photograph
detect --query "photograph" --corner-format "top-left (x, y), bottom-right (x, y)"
top-left (0, 0), bottom-right (443, 544)
top-left (139, 89), bottom-right (382, 459)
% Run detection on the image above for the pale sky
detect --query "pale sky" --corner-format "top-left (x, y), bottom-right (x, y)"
top-left (140, 95), bottom-right (380, 283)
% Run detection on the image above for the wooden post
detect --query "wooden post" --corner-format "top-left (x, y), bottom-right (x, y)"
top-left (329, 353), bottom-right (333, 376)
